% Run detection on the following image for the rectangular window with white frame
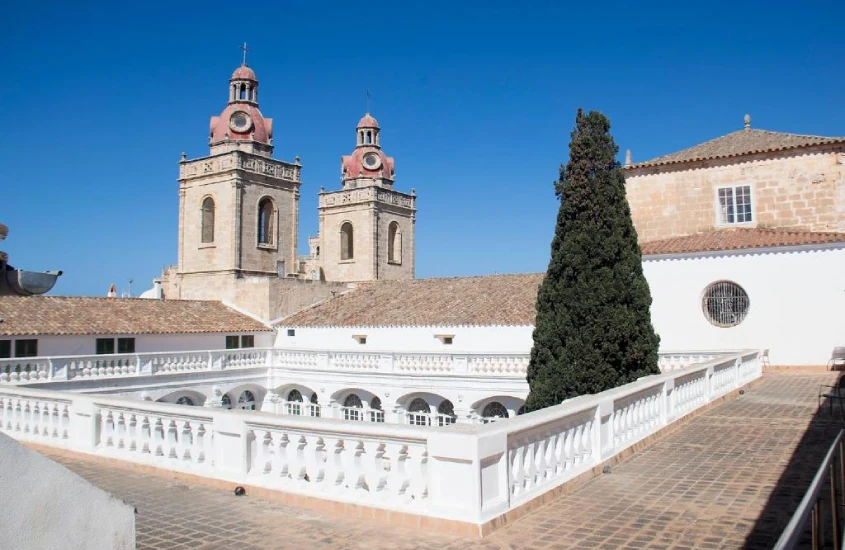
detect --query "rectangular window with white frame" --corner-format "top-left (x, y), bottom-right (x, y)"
top-left (716, 185), bottom-right (753, 225)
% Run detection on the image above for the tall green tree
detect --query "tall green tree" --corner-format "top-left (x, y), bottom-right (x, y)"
top-left (524, 109), bottom-right (660, 411)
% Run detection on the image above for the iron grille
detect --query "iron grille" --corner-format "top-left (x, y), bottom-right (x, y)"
top-left (702, 281), bottom-right (749, 327)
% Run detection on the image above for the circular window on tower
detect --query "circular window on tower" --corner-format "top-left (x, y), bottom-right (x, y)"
top-left (363, 153), bottom-right (381, 170)
top-left (701, 281), bottom-right (750, 327)
top-left (229, 111), bottom-right (252, 133)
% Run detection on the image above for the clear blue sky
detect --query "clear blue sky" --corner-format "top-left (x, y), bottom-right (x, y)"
top-left (2, 1), bottom-right (843, 296)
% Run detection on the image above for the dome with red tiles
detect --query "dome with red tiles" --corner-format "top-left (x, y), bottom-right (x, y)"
top-left (231, 65), bottom-right (256, 81)
top-left (209, 103), bottom-right (273, 145)
top-left (342, 146), bottom-right (395, 181)
top-left (357, 113), bottom-right (379, 128)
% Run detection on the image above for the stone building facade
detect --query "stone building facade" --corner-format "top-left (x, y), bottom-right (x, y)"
top-left (310, 114), bottom-right (416, 282)
top-left (624, 116), bottom-right (845, 243)
top-left (162, 61), bottom-right (415, 320)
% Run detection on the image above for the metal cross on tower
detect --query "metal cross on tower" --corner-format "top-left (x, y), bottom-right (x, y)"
top-left (240, 42), bottom-right (250, 66)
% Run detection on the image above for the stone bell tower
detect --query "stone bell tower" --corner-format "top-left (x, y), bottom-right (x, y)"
top-left (316, 113), bottom-right (416, 282)
top-left (168, 56), bottom-right (302, 301)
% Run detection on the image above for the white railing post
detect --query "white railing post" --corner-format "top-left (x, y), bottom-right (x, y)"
top-left (663, 378), bottom-right (675, 423)
top-left (69, 396), bottom-right (98, 452)
top-left (51, 358), bottom-right (69, 381)
top-left (379, 353), bottom-right (394, 373)
top-left (597, 398), bottom-right (614, 460)
top-left (706, 364), bottom-right (715, 402)
top-left (317, 353), bottom-right (329, 370)
top-left (212, 412), bottom-right (248, 478)
top-left (427, 429), bottom-right (507, 523)
top-left (138, 354), bottom-right (152, 376)
top-left (453, 355), bottom-right (468, 374)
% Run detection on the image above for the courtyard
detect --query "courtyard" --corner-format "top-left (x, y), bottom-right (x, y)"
top-left (36, 371), bottom-right (839, 549)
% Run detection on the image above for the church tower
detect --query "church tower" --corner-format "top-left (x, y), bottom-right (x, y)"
top-left (316, 113), bottom-right (416, 282)
top-left (171, 58), bottom-right (301, 298)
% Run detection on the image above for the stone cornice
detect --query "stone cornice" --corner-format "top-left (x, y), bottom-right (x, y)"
top-left (319, 186), bottom-right (416, 211)
top-left (179, 151), bottom-right (301, 184)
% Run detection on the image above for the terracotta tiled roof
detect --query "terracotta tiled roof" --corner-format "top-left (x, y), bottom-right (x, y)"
top-left (630, 129), bottom-right (845, 168)
top-left (0, 296), bottom-right (272, 336)
top-left (279, 274), bottom-right (544, 328)
top-left (640, 228), bottom-right (845, 256)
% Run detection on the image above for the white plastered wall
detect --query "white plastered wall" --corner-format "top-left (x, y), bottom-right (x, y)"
top-left (643, 246), bottom-right (845, 366)
top-left (0, 432), bottom-right (135, 549)
top-left (275, 325), bottom-right (534, 353)
top-left (4, 332), bottom-right (275, 357)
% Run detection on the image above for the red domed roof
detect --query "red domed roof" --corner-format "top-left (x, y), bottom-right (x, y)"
top-left (231, 65), bottom-right (257, 81)
top-left (357, 113), bottom-right (379, 128)
top-left (209, 103), bottom-right (273, 145)
top-left (342, 146), bottom-right (395, 181)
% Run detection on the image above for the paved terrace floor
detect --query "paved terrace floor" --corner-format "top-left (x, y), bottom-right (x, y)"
top-left (39, 371), bottom-right (844, 550)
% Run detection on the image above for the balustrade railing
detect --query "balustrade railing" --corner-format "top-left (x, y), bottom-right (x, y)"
top-left (0, 348), bottom-right (743, 386)
top-left (0, 349), bottom-right (761, 526)
top-left (0, 348), bottom-right (273, 385)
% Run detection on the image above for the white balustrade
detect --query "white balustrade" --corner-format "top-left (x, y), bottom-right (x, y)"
top-left (150, 352), bottom-right (208, 375)
top-left (0, 358), bottom-right (50, 382)
top-left (330, 353), bottom-right (380, 371)
top-left (468, 355), bottom-right (530, 375)
top-left (394, 354), bottom-right (453, 373)
top-left (0, 348), bottom-right (743, 386)
top-left (245, 422), bottom-right (428, 507)
top-left (96, 405), bottom-right (213, 471)
top-left (0, 393), bottom-right (70, 444)
top-left (274, 349), bottom-right (319, 369)
top-left (66, 355), bottom-right (137, 379)
top-left (223, 349), bottom-right (268, 369)
top-left (0, 349), bottom-right (760, 527)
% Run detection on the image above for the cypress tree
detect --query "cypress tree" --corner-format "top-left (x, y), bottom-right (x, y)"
top-left (524, 109), bottom-right (660, 411)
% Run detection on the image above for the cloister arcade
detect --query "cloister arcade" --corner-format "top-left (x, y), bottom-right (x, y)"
top-left (152, 382), bottom-right (525, 425)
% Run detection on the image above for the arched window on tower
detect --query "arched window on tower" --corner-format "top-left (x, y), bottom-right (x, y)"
top-left (340, 222), bottom-right (354, 260)
top-left (258, 198), bottom-right (275, 246)
top-left (201, 197), bottom-right (215, 244)
top-left (388, 222), bottom-right (402, 264)
top-left (239, 84), bottom-right (246, 100)
top-left (365, 131), bottom-right (372, 144)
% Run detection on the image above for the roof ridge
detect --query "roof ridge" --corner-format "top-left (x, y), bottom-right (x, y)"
top-left (630, 126), bottom-right (845, 168)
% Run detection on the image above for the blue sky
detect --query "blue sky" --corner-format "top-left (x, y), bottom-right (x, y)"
top-left (2, 1), bottom-right (843, 296)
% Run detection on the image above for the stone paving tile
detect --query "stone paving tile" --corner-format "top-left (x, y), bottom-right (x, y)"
top-left (40, 372), bottom-right (844, 549)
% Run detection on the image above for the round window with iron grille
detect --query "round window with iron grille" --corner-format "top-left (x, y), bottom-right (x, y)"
top-left (701, 281), bottom-right (749, 327)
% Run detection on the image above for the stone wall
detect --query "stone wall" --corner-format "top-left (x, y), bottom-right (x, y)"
top-left (318, 186), bottom-right (416, 282)
top-left (376, 207), bottom-right (415, 280)
top-left (319, 204), bottom-right (379, 282)
top-left (178, 151), bottom-right (300, 278)
top-left (625, 145), bottom-right (845, 242)
top-left (169, 270), bottom-right (346, 321)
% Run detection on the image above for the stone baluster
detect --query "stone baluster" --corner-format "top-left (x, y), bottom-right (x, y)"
top-left (289, 434), bottom-right (308, 483)
top-left (270, 431), bottom-right (290, 481)
top-left (406, 444), bottom-right (428, 503)
top-left (114, 411), bottom-right (127, 449)
top-left (126, 413), bottom-right (138, 452)
top-left (322, 436), bottom-right (345, 492)
top-left (510, 445), bottom-right (525, 496)
top-left (362, 440), bottom-right (387, 495)
top-left (252, 429), bottom-right (272, 474)
top-left (152, 417), bottom-right (165, 457)
top-left (304, 434), bottom-right (325, 485)
top-left (100, 409), bottom-right (114, 448)
top-left (385, 442), bottom-right (409, 500)
top-left (177, 420), bottom-right (192, 461)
